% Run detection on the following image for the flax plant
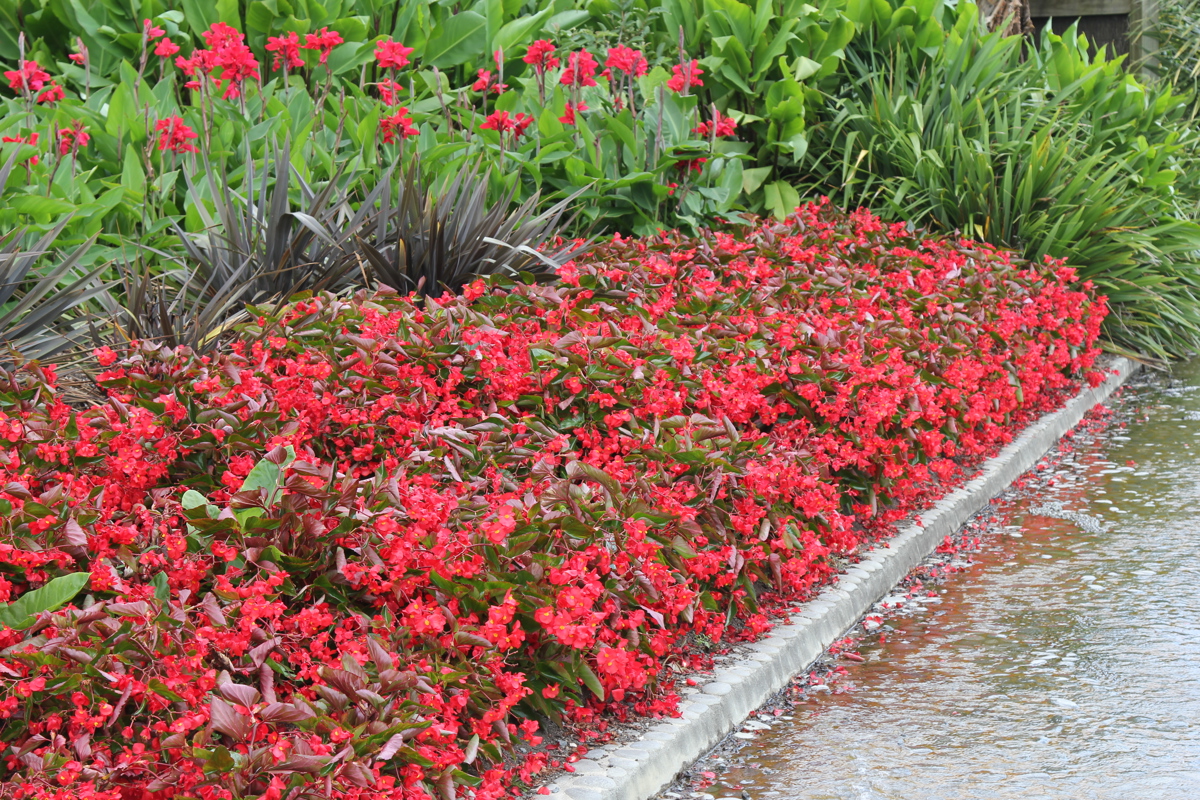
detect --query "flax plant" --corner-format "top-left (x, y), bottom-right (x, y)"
top-left (802, 20), bottom-right (1200, 362)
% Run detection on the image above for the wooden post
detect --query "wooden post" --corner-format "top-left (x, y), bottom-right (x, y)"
top-left (1129, 0), bottom-right (1159, 70)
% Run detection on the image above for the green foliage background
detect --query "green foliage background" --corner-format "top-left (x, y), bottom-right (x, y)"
top-left (2, 0), bottom-right (1200, 360)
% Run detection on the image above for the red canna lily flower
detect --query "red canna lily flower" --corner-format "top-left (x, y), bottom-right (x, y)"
top-left (559, 50), bottom-right (598, 89)
top-left (1, 132), bottom-right (39, 165)
top-left (379, 108), bottom-right (418, 143)
top-left (4, 60), bottom-right (51, 93)
top-left (693, 110), bottom-right (737, 138)
top-left (155, 115), bottom-right (199, 153)
top-left (605, 45), bottom-right (647, 77)
top-left (524, 39), bottom-right (560, 73)
top-left (375, 38), bottom-right (415, 70)
top-left (301, 27), bottom-right (343, 65)
top-left (558, 101), bottom-right (588, 125)
top-left (265, 32), bottom-right (304, 70)
top-left (667, 59), bottom-right (704, 93)
top-left (58, 121), bottom-right (90, 156)
top-left (35, 81), bottom-right (63, 104)
top-left (154, 38), bottom-right (180, 58)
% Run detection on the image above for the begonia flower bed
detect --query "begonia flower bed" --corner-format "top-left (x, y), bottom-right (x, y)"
top-left (0, 202), bottom-right (1104, 800)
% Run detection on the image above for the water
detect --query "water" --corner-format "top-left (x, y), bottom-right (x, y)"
top-left (699, 362), bottom-right (1200, 800)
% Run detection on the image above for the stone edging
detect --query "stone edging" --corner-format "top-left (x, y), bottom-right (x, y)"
top-left (543, 357), bottom-right (1137, 800)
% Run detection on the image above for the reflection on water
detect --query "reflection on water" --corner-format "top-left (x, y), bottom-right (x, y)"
top-left (708, 362), bottom-right (1200, 800)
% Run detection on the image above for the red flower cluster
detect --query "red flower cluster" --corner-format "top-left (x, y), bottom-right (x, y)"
top-left (693, 110), bottom-right (737, 138)
top-left (4, 60), bottom-right (50, 93)
top-left (559, 100), bottom-right (588, 126)
top-left (0, 203), bottom-right (1104, 800)
top-left (375, 38), bottom-right (415, 70)
top-left (141, 18), bottom-right (179, 59)
top-left (379, 108), bottom-right (418, 143)
top-left (524, 40), bottom-right (560, 73)
top-left (57, 121), bottom-right (89, 156)
top-left (560, 50), bottom-right (599, 89)
top-left (605, 46), bottom-right (648, 77)
top-left (176, 22), bottom-right (260, 99)
top-left (0, 132), bottom-right (39, 165)
top-left (302, 27), bottom-right (343, 65)
top-left (480, 109), bottom-right (533, 138)
top-left (472, 68), bottom-right (508, 94)
top-left (674, 156), bottom-right (708, 174)
top-left (667, 59), bottom-right (704, 93)
top-left (154, 37), bottom-right (180, 58)
top-left (377, 78), bottom-right (403, 105)
top-left (155, 115), bottom-right (199, 153)
top-left (265, 31), bottom-right (304, 70)
top-left (4, 59), bottom-right (61, 103)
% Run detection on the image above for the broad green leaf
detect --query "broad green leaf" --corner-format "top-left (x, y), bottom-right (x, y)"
top-left (182, 490), bottom-right (211, 510)
top-left (181, 0), bottom-right (219, 35)
top-left (742, 165), bottom-right (772, 194)
top-left (8, 196), bottom-right (76, 217)
top-left (714, 157), bottom-right (743, 206)
top-left (784, 133), bottom-right (808, 162)
top-left (333, 16), bottom-right (370, 42)
top-left (247, 1), bottom-right (276, 34)
top-left (578, 660), bottom-right (605, 701)
top-left (234, 507), bottom-right (266, 528)
top-left (544, 10), bottom-right (591, 32)
top-left (105, 83), bottom-right (134, 139)
top-left (763, 180), bottom-right (800, 219)
top-left (792, 56), bottom-right (822, 81)
top-left (492, 7), bottom-right (553, 53)
top-left (814, 17), bottom-right (855, 63)
top-left (216, 0), bottom-right (240, 28)
top-left (327, 41), bottom-right (376, 75)
top-left (0, 572), bottom-right (91, 629)
top-left (239, 445), bottom-right (296, 503)
top-left (424, 11), bottom-right (488, 68)
top-left (0, 1), bottom-right (19, 60)
top-left (122, 145), bottom-right (146, 200)
top-left (485, 0), bottom-right (504, 51)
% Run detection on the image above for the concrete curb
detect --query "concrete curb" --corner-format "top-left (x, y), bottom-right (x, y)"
top-left (545, 358), bottom-right (1137, 800)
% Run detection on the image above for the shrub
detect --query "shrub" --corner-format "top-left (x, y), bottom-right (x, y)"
top-left (800, 9), bottom-right (1200, 361)
top-left (0, 203), bottom-right (1104, 799)
top-left (1139, 0), bottom-right (1200, 118)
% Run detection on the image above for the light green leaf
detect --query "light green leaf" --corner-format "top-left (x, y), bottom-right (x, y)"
top-left (247, 1), bottom-right (276, 34)
top-left (181, 0), bottom-right (219, 35)
top-left (424, 11), bottom-right (488, 68)
top-left (492, 7), bottom-right (553, 53)
top-left (784, 133), bottom-right (808, 162)
top-left (182, 490), bottom-right (210, 511)
top-left (216, 0), bottom-right (240, 28)
top-left (0, 573), bottom-right (91, 630)
top-left (742, 165), bottom-right (772, 194)
top-left (544, 10), bottom-right (591, 32)
top-left (122, 145), bottom-right (146, 200)
top-left (763, 180), bottom-right (800, 219)
top-left (105, 83), bottom-right (133, 139)
top-left (8, 196), bottom-right (76, 217)
top-left (326, 41), bottom-right (376, 75)
top-left (792, 56), bottom-right (822, 81)
top-left (239, 445), bottom-right (296, 503)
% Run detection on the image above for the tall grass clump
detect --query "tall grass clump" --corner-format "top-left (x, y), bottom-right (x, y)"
top-left (802, 6), bottom-right (1200, 362)
top-left (1139, 0), bottom-right (1200, 118)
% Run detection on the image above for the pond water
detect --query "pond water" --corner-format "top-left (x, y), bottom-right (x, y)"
top-left (699, 362), bottom-right (1200, 800)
